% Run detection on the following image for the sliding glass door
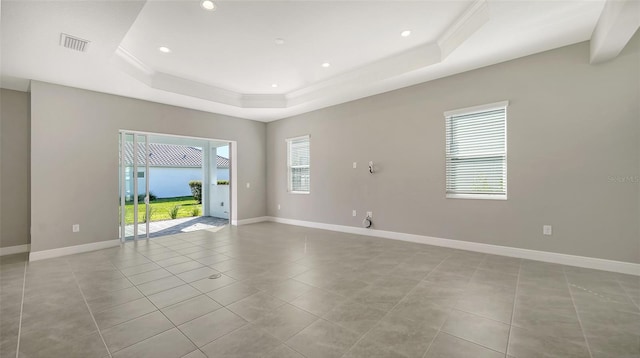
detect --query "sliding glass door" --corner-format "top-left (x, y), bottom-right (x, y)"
top-left (119, 131), bottom-right (150, 242)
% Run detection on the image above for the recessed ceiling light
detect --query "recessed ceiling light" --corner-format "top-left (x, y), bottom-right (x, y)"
top-left (201, 0), bottom-right (216, 11)
top-left (321, 62), bottom-right (331, 68)
top-left (275, 38), bottom-right (285, 45)
top-left (401, 30), bottom-right (412, 37)
top-left (158, 46), bottom-right (171, 53)
top-left (271, 83), bottom-right (278, 88)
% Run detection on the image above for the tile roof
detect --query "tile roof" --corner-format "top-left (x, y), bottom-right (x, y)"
top-left (123, 142), bottom-right (229, 168)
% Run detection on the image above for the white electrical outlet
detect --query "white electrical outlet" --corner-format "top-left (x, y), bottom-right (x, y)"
top-left (278, 204), bottom-right (281, 210)
top-left (352, 210), bottom-right (357, 217)
top-left (543, 225), bottom-right (552, 236)
top-left (353, 162), bottom-right (357, 169)
top-left (72, 224), bottom-right (80, 233)
top-left (246, 182), bottom-right (250, 188)
top-left (367, 211), bottom-right (373, 218)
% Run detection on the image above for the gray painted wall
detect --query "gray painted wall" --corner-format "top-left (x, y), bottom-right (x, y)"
top-left (0, 89), bottom-right (30, 249)
top-left (267, 38), bottom-right (640, 264)
top-left (30, 82), bottom-right (266, 253)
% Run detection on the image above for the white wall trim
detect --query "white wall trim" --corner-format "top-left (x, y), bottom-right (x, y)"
top-left (29, 240), bottom-right (121, 262)
top-left (266, 217), bottom-right (640, 276)
top-left (0, 244), bottom-right (31, 256)
top-left (444, 100), bottom-right (509, 117)
top-left (232, 216), bottom-right (270, 226)
top-left (590, 0), bottom-right (640, 64)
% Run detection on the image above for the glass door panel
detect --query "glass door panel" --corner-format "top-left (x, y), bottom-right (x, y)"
top-left (137, 134), bottom-right (150, 240)
top-left (119, 132), bottom-right (149, 241)
top-left (120, 133), bottom-right (135, 241)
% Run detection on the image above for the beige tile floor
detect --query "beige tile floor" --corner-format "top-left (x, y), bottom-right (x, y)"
top-left (1, 222), bottom-right (638, 358)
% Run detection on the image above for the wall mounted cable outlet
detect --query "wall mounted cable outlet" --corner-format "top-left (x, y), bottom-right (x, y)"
top-left (543, 225), bottom-right (552, 236)
top-left (72, 224), bottom-right (80, 233)
top-left (366, 211), bottom-right (373, 218)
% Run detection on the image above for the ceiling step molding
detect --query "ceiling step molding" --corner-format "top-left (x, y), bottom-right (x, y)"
top-left (113, 0), bottom-right (490, 111)
top-left (438, 0), bottom-right (490, 60)
top-left (590, 0), bottom-right (640, 64)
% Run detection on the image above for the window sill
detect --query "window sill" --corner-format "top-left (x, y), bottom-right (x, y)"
top-left (288, 191), bottom-right (310, 195)
top-left (446, 194), bottom-right (507, 200)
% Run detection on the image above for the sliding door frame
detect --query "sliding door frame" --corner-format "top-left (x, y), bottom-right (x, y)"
top-left (120, 132), bottom-right (150, 242)
top-left (119, 129), bottom-right (237, 242)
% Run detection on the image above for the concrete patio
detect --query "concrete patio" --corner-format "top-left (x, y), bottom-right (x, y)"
top-left (123, 216), bottom-right (228, 239)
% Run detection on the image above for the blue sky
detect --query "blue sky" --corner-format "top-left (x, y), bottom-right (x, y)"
top-left (217, 145), bottom-right (229, 158)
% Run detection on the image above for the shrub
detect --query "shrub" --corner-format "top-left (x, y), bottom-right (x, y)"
top-left (217, 180), bottom-right (229, 185)
top-left (135, 192), bottom-right (157, 203)
top-left (191, 207), bottom-right (201, 217)
top-left (142, 206), bottom-right (154, 223)
top-left (169, 205), bottom-right (181, 219)
top-left (189, 180), bottom-right (202, 203)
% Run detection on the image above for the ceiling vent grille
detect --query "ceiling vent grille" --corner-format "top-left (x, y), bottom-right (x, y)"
top-left (60, 33), bottom-right (90, 52)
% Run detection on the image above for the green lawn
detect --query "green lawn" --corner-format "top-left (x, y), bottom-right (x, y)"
top-left (123, 196), bottom-right (201, 224)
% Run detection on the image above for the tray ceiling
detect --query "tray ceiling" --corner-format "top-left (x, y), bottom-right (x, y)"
top-left (1, 0), bottom-right (607, 121)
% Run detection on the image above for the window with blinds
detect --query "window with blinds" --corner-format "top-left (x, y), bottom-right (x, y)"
top-left (445, 101), bottom-right (508, 200)
top-left (287, 135), bottom-right (310, 193)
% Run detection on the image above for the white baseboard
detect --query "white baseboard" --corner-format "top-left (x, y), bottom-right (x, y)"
top-left (0, 244), bottom-right (31, 256)
top-left (232, 216), bottom-right (270, 226)
top-left (267, 216), bottom-right (640, 276)
top-left (29, 239), bottom-right (121, 262)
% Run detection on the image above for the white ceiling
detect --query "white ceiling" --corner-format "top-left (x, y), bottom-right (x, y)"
top-left (1, 0), bottom-right (607, 122)
top-left (122, 0), bottom-right (471, 94)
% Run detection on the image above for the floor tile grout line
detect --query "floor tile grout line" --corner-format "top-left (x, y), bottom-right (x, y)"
top-left (446, 306), bottom-right (513, 326)
top-left (503, 258), bottom-right (522, 358)
top-left (15, 227), bottom-right (634, 358)
top-left (279, 318), bottom-right (346, 358)
top-left (142, 294), bottom-right (207, 356)
top-left (273, 316), bottom-right (320, 358)
top-left (112, 244), bottom-right (253, 355)
top-left (161, 250), bottom-right (297, 349)
top-left (614, 277), bottom-right (640, 311)
top-left (68, 260), bottom-right (113, 358)
top-left (24, 244), bottom-right (203, 353)
top-left (421, 253), bottom-right (490, 358)
top-left (268, 342), bottom-right (309, 358)
top-left (107, 255), bottom-right (209, 356)
top-left (175, 314), bottom-right (255, 353)
top-left (338, 254), bottom-right (453, 358)
top-left (433, 331), bottom-right (508, 357)
top-left (562, 267), bottom-right (594, 358)
top-left (13, 258), bottom-right (28, 358)
top-left (128, 244), bottom-right (231, 276)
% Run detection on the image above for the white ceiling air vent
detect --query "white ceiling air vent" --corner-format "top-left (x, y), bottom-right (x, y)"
top-left (59, 33), bottom-right (90, 52)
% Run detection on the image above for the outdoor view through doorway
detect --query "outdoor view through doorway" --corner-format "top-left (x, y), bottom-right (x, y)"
top-left (119, 131), bottom-right (231, 241)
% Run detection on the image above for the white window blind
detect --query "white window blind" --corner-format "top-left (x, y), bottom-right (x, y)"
top-left (445, 101), bottom-right (508, 199)
top-left (287, 135), bottom-right (310, 193)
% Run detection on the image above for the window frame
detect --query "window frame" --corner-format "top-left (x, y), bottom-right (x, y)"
top-left (444, 101), bottom-right (508, 200)
top-left (286, 135), bottom-right (311, 194)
